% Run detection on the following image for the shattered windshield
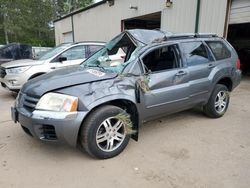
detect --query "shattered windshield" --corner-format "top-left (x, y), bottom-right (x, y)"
top-left (81, 32), bottom-right (141, 74)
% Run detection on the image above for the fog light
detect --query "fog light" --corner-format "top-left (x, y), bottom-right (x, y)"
top-left (9, 80), bottom-right (18, 86)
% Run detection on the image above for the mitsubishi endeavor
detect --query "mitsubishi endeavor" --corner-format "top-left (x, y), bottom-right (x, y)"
top-left (11, 29), bottom-right (241, 159)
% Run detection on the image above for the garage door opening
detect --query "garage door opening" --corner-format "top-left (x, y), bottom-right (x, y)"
top-left (227, 0), bottom-right (250, 75)
top-left (227, 23), bottom-right (250, 75)
top-left (122, 12), bottom-right (161, 31)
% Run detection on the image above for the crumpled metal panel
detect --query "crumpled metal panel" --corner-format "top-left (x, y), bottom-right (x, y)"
top-left (58, 73), bottom-right (139, 111)
top-left (127, 29), bottom-right (172, 45)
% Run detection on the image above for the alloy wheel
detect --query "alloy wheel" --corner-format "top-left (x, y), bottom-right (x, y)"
top-left (96, 117), bottom-right (126, 152)
top-left (214, 91), bottom-right (228, 113)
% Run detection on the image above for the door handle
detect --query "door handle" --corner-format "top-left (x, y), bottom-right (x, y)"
top-left (208, 63), bottom-right (215, 68)
top-left (51, 67), bottom-right (56, 69)
top-left (175, 70), bottom-right (187, 76)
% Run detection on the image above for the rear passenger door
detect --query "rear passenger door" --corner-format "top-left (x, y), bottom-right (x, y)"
top-left (181, 41), bottom-right (214, 104)
top-left (140, 44), bottom-right (190, 120)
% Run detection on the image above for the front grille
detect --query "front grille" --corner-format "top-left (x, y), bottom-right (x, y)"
top-left (39, 125), bottom-right (57, 140)
top-left (0, 66), bottom-right (6, 78)
top-left (23, 93), bottom-right (40, 112)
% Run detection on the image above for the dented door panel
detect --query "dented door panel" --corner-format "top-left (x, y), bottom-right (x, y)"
top-left (141, 68), bottom-right (190, 121)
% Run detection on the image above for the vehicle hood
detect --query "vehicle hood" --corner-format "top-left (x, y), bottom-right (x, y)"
top-left (1, 59), bottom-right (44, 68)
top-left (21, 66), bottom-right (117, 96)
top-left (126, 29), bottom-right (172, 45)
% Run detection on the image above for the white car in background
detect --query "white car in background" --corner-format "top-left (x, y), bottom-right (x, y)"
top-left (0, 42), bottom-right (105, 91)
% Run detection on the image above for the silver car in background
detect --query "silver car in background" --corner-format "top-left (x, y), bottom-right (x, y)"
top-left (0, 42), bottom-right (104, 91)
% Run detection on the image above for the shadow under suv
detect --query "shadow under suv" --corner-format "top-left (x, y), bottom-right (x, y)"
top-left (11, 29), bottom-right (241, 159)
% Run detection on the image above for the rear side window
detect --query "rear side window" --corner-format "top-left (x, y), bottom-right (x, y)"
top-left (206, 41), bottom-right (231, 60)
top-left (181, 42), bottom-right (210, 66)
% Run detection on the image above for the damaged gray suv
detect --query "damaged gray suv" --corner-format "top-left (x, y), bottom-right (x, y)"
top-left (11, 29), bottom-right (241, 159)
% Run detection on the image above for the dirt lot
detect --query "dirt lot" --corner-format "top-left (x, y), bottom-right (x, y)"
top-left (0, 79), bottom-right (250, 188)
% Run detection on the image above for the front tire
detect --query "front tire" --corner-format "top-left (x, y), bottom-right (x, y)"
top-left (203, 84), bottom-right (230, 118)
top-left (79, 105), bottom-right (130, 159)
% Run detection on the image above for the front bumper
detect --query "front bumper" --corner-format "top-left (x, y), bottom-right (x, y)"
top-left (11, 106), bottom-right (87, 147)
top-left (0, 74), bottom-right (27, 91)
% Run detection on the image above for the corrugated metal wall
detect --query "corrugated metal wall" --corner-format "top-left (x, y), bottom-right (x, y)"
top-left (199, 0), bottom-right (228, 36)
top-left (161, 0), bottom-right (197, 33)
top-left (230, 0), bottom-right (250, 24)
top-left (73, 0), bottom-right (166, 42)
top-left (54, 17), bottom-right (73, 44)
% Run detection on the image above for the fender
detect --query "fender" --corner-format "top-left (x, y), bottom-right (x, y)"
top-left (85, 94), bottom-right (141, 141)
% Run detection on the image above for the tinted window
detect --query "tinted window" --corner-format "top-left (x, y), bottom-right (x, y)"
top-left (0, 46), bottom-right (14, 59)
top-left (182, 42), bottom-right (210, 66)
top-left (19, 44), bottom-right (32, 59)
top-left (143, 45), bottom-right (179, 72)
top-left (88, 45), bottom-right (103, 57)
top-left (206, 41), bottom-right (231, 60)
top-left (60, 45), bottom-right (86, 60)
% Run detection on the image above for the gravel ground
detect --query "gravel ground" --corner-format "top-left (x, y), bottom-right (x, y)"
top-left (0, 78), bottom-right (250, 188)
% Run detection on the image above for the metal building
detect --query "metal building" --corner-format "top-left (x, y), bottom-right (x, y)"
top-left (54, 0), bottom-right (250, 49)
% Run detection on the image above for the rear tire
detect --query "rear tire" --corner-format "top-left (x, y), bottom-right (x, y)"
top-left (203, 84), bottom-right (230, 118)
top-left (79, 105), bottom-right (130, 159)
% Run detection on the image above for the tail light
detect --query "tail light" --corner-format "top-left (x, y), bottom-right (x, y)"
top-left (236, 59), bottom-right (241, 70)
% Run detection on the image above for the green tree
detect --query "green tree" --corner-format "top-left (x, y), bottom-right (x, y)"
top-left (63, 0), bottom-right (93, 14)
top-left (0, 0), bottom-right (93, 46)
top-left (0, 0), bottom-right (55, 46)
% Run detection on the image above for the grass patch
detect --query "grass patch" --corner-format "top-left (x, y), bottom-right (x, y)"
top-left (114, 112), bottom-right (137, 135)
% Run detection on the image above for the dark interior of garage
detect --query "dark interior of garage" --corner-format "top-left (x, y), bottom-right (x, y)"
top-left (122, 12), bottom-right (161, 30)
top-left (227, 23), bottom-right (250, 75)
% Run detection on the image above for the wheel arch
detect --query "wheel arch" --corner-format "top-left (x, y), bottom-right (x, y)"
top-left (77, 98), bottom-right (140, 144)
top-left (216, 77), bottom-right (233, 91)
top-left (28, 72), bottom-right (46, 80)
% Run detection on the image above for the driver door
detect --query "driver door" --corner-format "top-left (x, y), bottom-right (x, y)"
top-left (140, 44), bottom-right (190, 121)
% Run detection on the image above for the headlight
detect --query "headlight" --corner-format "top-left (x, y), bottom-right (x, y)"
top-left (36, 93), bottom-right (78, 112)
top-left (6, 66), bottom-right (31, 74)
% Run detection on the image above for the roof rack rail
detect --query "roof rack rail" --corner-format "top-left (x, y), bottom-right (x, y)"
top-left (194, 33), bottom-right (218, 37)
top-left (166, 33), bottom-right (218, 40)
top-left (151, 31), bottom-right (218, 44)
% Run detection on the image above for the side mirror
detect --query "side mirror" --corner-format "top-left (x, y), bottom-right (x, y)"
top-left (59, 56), bottom-right (67, 62)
